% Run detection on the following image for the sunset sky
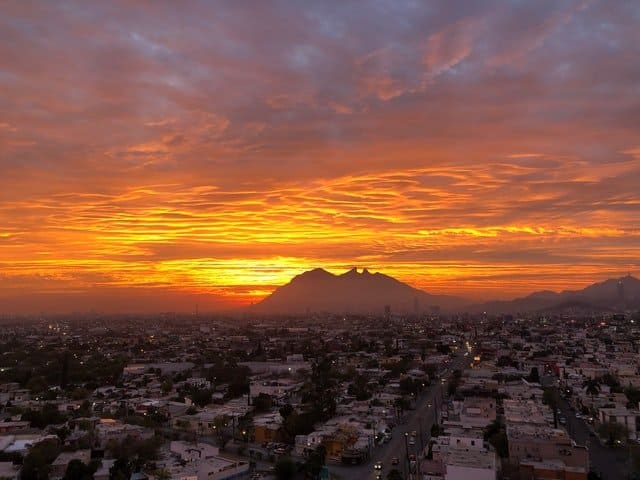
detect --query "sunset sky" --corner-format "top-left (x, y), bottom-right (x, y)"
top-left (1, 1), bottom-right (639, 313)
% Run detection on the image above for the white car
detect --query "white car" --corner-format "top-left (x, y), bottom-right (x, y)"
top-left (374, 462), bottom-right (383, 470)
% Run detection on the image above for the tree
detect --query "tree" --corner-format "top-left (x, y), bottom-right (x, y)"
top-left (387, 469), bottom-right (403, 480)
top-left (599, 374), bottom-right (622, 393)
top-left (543, 388), bottom-right (560, 428)
top-left (109, 458), bottom-right (131, 480)
top-left (483, 416), bottom-right (509, 458)
top-left (279, 403), bottom-right (294, 420)
top-left (307, 357), bottom-right (337, 420)
top-left (394, 396), bottom-right (411, 416)
top-left (488, 431), bottom-right (509, 458)
top-left (22, 403), bottom-right (67, 429)
top-left (71, 388), bottom-right (90, 400)
top-left (348, 375), bottom-right (373, 400)
top-left (624, 385), bottom-right (640, 409)
top-left (399, 377), bottom-right (419, 396)
top-left (496, 356), bottom-right (518, 368)
top-left (154, 469), bottom-right (170, 480)
top-left (21, 439), bottom-right (61, 480)
top-left (160, 380), bottom-right (173, 394)
top-left (214, 416), bottom-right (231, 449)
top-left (584, 379), bottom-right (600, 404)
top-left (598, 421), bottom-right (628, 445)
top-left (283, 411), bottom-right (317, 440)
top-left (274, 457), bottom-right (296, 480)
top-left (63, 459), bottom-right (94, 480)
top-left (190, 388), bottom-right (212, 407)
top-left (253, 393), bottom-right (273, 413)
top-left (304, 445), bottom-right (326, 479)
top-left (527, 367), bottom-right (540, 384)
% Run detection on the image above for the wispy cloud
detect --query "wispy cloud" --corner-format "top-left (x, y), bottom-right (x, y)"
top-left (1, 0), bottom-right (639, 311)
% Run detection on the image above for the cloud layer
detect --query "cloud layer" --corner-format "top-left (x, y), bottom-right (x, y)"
top-left (1, 0), bottom-right (639, 312)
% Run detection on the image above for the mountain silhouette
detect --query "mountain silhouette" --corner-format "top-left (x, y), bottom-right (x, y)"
top-left (252, 268), bottom-right (467, 314)
top-left (476, 275), bottom-right (640, 313)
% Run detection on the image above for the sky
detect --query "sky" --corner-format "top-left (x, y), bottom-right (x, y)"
top-left (1, 0), bottom-right (639, 313)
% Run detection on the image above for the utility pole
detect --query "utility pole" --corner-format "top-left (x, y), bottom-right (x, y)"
top-left (404, 432), bottom-right (410, 480)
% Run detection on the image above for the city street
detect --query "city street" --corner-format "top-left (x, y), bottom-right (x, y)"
top-left (558, 397), bottom-right (630, 479)
top-left (329, 351), bottom-right (471, 479)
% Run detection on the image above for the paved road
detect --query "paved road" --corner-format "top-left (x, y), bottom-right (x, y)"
top-left (557, 396), bottom-right (630, 479)
top-left (329, 351), bottom-right (471, 479)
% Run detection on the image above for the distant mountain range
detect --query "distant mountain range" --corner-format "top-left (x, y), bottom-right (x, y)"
top-left (252, 267), bottom-right (464, 314)
top-left (475, 275), bottom-right (640, 314)
top-left (251, 268), bottom-right (640, 315)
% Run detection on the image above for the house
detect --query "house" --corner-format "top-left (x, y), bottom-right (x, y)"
top-left (50, 450), bottom-right (91, 480)
top-left (253, 414), bottom-right (284, 444)
top-left (94, 459), bottom-right (116, 480)
top-left (599, 408), bottom-right (638, 440)
top-left (0, 462), bottom-right (19, 480)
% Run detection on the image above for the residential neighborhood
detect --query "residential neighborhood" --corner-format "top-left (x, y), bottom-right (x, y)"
top-left (1, 311), bottom-right (640, 479)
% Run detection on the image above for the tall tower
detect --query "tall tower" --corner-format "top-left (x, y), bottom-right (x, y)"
top-left (617, 279), bottom-right (625, 302)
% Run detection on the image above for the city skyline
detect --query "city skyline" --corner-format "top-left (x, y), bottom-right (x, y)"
top-left (2, 1), bottom-right (640, 313)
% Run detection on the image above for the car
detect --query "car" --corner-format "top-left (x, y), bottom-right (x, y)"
top-left (559, 416), bottom-right (567, 425)
top-left (391, 457), bottom-right (400, 466)
top-left (374, 462), bottom-right (383, 470)
top-left (575, 413), bottom-right (582, 419)
top-left (411, 430), bottom-right (417, 437)
top-left (408, 438), bottom-right (416, 446)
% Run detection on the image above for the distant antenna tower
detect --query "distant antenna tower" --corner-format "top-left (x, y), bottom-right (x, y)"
top-left (617, 279), bottom-right (625, 301)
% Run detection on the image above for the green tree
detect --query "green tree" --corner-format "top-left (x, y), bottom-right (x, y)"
top-left (598, 421), bottom-right (628, 445)
top-left (279, 403), bottom-right (294, 420)
top-left (625, 386), bottom-right (640, 409)
top-left (584, 378), bottom-right (600, 409)
top-left (543, 388), bottom-right (560, 428)
top-left (387, 469), bottom-right (403, 480)
top-left (527, 367), bottom-right (540, 384)
top-left (109, 458), bottom-right (130, 480)
top-left (304, 445), bottom-right (326, 479)
top-left (71, 388), bottom-right (90, 400)
top-left (488, 431), bottom-right (509, 458)
top-left (63, 459), bottom-right (94, 480)
top-left (214, 416), bottom-right (231, 449)
top-left (253, 393), bottom-right (273, 413)
top-left (190, 388), bottom-right (212, 407)
top-left (160, 380), bottom-right (173, 394)
top-left (274, 456), bottom-right (296, 480)
top-left (348, 375), bottom-right (373, 400)
top-left (21, 438), bottom-right (61, 480)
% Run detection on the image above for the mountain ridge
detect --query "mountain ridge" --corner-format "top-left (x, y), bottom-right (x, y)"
top-left (251, 269), bottom-right (640, 315)
top-left (474, 275), bottom-right (640, 313)
top-left (252, 267), bottom-right (465, 314)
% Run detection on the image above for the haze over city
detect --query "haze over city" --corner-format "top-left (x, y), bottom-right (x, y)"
top-left (1, 0), bottom-right (639, 314)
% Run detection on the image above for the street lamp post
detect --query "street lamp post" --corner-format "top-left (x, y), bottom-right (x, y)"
top-left (404, 432), bottom-right (411, 479)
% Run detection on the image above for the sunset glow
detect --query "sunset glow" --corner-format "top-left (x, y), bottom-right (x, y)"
top-left (1, 1), bottom-right (639, 312)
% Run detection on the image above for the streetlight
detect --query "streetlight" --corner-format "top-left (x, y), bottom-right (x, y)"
top-left (404, 432), bottom-right (410, 478)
